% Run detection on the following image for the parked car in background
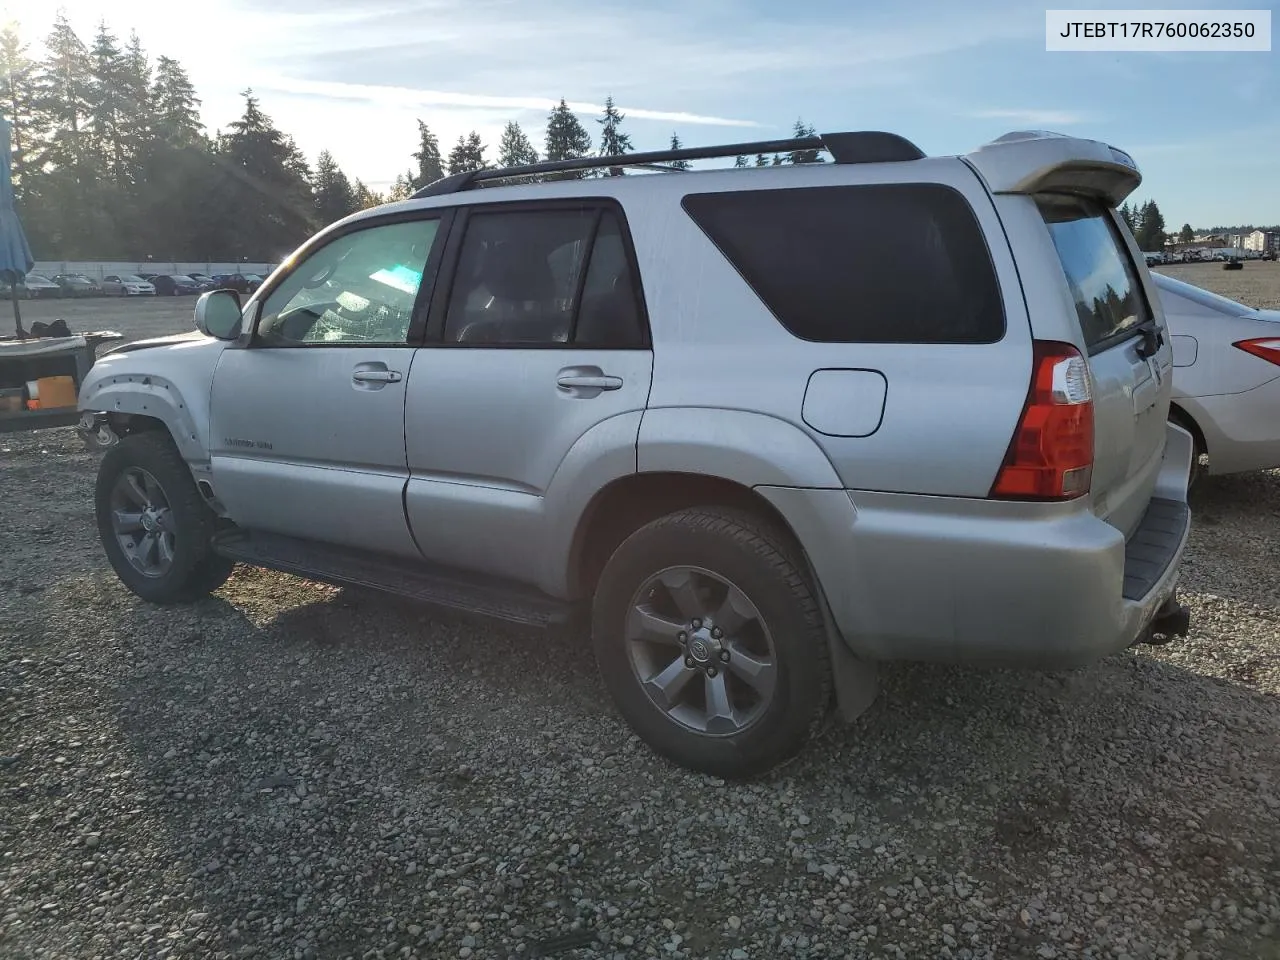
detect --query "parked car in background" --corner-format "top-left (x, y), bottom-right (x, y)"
top-left (22, 274), bottom-right (63, 299)
top-left (210, 273), bottom-right (264, 294)
top-left (151, 274), bottom-right (202, 296)
top-left (187, 273), bottom-right (216, 290)
top-left (53, 273), bottom-right (102, 297)
top-left (78, 128), bottom-right (1192, 777)
top-left (101, 274), bottom-right (157, 297)
top-left (1154, 271), bottom-right (1280, 482)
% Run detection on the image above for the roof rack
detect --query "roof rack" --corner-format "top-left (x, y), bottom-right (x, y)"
top-left (411, 130), bottom-right (925, 198)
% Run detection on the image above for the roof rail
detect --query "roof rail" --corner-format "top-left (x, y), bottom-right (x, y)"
top-left (410, 130), bottom-right (926, 198)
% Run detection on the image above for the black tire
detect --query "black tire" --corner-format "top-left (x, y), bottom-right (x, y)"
top-left (592, 506), bottom-right (833, 779)
top-left (95, 432), bottom-right (235, 603)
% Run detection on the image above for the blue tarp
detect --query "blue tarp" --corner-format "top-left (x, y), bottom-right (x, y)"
top-left (0, 114), bottom-right (34, 337)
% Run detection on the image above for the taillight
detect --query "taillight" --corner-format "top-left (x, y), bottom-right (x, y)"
top-left (991, 341), bottom-right (1094, 500)
top-left (1234, 338), bottom-right (1280, 366)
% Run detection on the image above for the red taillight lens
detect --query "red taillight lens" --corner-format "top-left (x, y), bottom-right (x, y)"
top-left (991, 341), bottom-right (1094, 500)
top-left (1233, 338), bottom-right (1280, 366)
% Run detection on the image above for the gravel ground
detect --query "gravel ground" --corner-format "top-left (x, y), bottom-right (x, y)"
top-left (3, 270), bottom-right (1280, 960)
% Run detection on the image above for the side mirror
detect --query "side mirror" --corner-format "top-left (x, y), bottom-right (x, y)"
top-left (194, 289), bottom-right (243, 340)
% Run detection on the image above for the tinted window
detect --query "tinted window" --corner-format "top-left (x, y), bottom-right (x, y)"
top-left (681, 184), bottom-right (1004, 343)
top-left (1038, 195), bottom-right (1152, 351)
top-left (257, 218), bottom-right (440, 346)
top-left (444, 207), bottom-right (645, 347)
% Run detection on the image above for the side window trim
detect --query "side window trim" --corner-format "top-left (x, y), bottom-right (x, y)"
top-left (238, 207), bottom-right (455, 350)
top-left (420, 197), bottom-right (650, 350)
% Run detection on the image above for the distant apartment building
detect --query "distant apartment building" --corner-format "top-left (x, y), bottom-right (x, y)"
top-left (1243, 229), bottom-right (1279, 252)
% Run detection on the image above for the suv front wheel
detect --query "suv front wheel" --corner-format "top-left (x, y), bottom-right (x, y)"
top-left (95, 432), bottom-right (236, 603)
top-left (592, 507), bottom-right (833, 778)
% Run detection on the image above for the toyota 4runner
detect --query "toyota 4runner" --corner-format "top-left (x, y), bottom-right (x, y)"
top-left (79, 128), bottom-right (1194, 778)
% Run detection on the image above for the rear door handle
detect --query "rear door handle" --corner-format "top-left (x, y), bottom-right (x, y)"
top-left (352, 369), bottom-right (402, 384)
top-left (556, 375), bottom-right (622, 391)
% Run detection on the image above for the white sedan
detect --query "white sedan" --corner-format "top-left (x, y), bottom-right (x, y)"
top-left (101, 274), bottom-right (156, 296)
top-left (1154, 271), bottom-right (1280, 479)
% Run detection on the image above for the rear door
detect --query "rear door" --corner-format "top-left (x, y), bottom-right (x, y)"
top-left (403, 200), bottom-right (653, 586)
top-left (1033, 195), bottom-right (1173, 534)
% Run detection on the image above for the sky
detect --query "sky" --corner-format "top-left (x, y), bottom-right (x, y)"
top-left (4, 0), bottom-right (1277, 228)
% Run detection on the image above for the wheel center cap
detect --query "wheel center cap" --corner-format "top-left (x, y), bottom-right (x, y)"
top-left (686, 625), bottom-right (722, 666)
top-left (141, 513), bottom-right (156, 532)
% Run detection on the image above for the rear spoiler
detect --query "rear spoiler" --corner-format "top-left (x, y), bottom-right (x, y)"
top-left (964, 130), bottom-right (1142, 207)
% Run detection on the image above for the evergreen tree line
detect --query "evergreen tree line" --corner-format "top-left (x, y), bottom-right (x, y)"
top-left (0, 16), bottom-right (824, 261)
top-left (1119, 202), bottom-right (1277, 251)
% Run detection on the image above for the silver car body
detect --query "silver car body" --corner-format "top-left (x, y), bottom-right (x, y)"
top-left (1155, 271), bottom-right (1280, 476)
top-left (101, 274), bottom-right (157, 296)
top-left (79, 130), bottom-right (1191, 670)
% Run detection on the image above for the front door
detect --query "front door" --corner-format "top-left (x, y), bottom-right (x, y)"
top-left (209, 214), bottom-right (448, 556)
top-left (404, 202), bottom-right (653, 585)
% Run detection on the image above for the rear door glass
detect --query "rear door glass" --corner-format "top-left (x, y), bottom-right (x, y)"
top-left (1037, 195), bottom-right (1152, 352)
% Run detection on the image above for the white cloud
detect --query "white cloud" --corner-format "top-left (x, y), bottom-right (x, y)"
top-left (969, 108), bottom-right (1091, 126)
top-left (253, 77), bottom-right (760, 128)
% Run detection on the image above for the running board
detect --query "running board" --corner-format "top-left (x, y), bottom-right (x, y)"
top-left (212, 530), bottom-right (576, 629)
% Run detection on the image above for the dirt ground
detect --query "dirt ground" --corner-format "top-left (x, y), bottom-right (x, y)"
top-left (3, 264), bottom-right (1280, 960)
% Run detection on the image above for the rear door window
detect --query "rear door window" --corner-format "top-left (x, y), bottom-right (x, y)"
top-left (1037, 195), bottom-right (1152, 352)
top-left (681, 183), bottom-right (1005, 344)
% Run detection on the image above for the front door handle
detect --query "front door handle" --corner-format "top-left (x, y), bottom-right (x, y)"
top-left (556, 374), bottom-right (622, 391)
top-left (352, 369), bottom-right (403, 384)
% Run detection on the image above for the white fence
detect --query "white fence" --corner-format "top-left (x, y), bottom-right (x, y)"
top-left (32, 261), bottom-right (279, 280)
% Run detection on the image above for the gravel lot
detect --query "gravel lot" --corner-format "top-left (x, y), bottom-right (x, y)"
top-left (3, 267), bottom-right (1280, 960)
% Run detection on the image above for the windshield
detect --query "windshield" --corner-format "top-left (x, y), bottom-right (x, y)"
top-left (1037, 194), bottom-right (1152, 352)
top-left (1150, 271), bottom-right (1256, 317)
top-left (121, 275), bottom-right (146, 282)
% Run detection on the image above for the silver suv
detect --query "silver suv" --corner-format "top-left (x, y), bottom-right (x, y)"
top-left (79, 129), bottom-right (1193, 777)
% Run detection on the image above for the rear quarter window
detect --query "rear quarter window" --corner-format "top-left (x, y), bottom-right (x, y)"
top-left (680, 183), bottom-right (1005, 344)
top-left (1037, 195), bottom-right (1153, 352)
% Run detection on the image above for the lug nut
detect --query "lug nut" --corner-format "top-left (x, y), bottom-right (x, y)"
top-left (678, 631), bottom-right (687, 644)
top-left (691, 618), bottom-right (702, 630)
top-left (707, 667), bottom-right (718, 678)
top-left (719, 650), bottom-right (730, 662)
top-left (711, 627), bottom-right (722, 639)
top-left (684, 657), bottom-right (695, 669)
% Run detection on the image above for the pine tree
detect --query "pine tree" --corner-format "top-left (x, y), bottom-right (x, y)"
top-left (754, 154), bottom-right (768, 167)
top-left (216, 88), bottom-right (315, 258)
top-left (388, 169), bottom-right (415, 201)
top-left (1119, 202), bottom-right (1135, 233)
top-left (313, 149), bottom-right (356, 225)
top-left (86, 21), bottom-right (126, 178)
top-left (151, 55), bottom-right (203, 146)
top-left (597, 95), bottom-right (632, 176)
top-left (668, 133), bottom-right (691, 170)
top-left (733, 155), bottom-right (748, 168)
top-left (119, 30), bottom-right (153, 171)
top-left (1144, 201), bottom-right (1166, 250)
top-left (32, 13), bottom-right (92, 169)
top-left (446, 131), bottom-right (486, 174)
top-left (352, 179), bottom-right (383, 210)
top-left (0, 26), bottom-right (37, 195)
top-left (543, 99), bottom-right (592, 178)
top-left (786, 119), bottom-right (823, 164)
top-left (1178, 223), bottom-right (1194, 244)
top-left (497, 121), bottom-right (538, 167)
top-left (412, 120), bottom-right (444, 188)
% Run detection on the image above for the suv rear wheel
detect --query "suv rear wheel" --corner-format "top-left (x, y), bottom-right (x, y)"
top-left (95, 432), bottom-right (235, 603)
top-left (592, 507), bottom-right (832, 778)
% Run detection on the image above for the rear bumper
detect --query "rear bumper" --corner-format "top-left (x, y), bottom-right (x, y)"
top-left (757, 423), bottom-right (1194, 669)
top-left (1178, 378), bottom-right (1280, 476)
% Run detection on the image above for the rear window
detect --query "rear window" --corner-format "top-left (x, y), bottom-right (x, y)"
top-left (681, 184), bottom-right (1005, 343)
top-left (1037, 195), bottom-right (1152, 352)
